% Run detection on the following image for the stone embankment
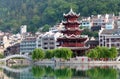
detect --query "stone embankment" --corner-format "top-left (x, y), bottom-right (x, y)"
top-left (34, 59), bottom-right (120, 70)
top-left (34, 58), bottom-right (120, 65)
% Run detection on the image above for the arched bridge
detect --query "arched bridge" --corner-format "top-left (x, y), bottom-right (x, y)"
top-left (116, 56), bottom-right (120, 61)
top-left (0, 54), bottom-right (32, 62)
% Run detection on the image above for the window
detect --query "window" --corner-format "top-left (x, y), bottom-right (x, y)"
top-left (106, 39), bottom-right (109, 42)
top-left (43, 38), bottom-right (48, 40)
top-left (38, 44), bottom-right (41, 46)
top-left (111, 44), bottom-right (114, 47)
top-left (111, 38), bottom-right (115, 42)
top-left (44, 47), bottom-right (47, 49)
top-left (49, 42), bottom-right (54, 44)
top-left (117, 43), bottom-right (119, 46)
top-left (107, 44), bottom-right (109, 47)
top-left (50, 47), bottom-right (54, 49)
top-left (50, 38), bottom-right (54, 40)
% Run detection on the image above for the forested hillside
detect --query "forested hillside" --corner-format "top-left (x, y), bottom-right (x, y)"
top-left (0, 0), bottom-right (120, 33)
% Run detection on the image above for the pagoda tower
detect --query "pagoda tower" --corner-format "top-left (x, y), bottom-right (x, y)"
top-left (57, 9), bottom-right (89, 56)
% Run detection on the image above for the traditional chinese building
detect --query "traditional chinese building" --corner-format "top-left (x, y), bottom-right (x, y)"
top-left (57, 9), bottom-right (89, 56)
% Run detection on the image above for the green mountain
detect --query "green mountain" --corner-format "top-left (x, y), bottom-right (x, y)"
top-left (0, 0), bottom-right (120, 33)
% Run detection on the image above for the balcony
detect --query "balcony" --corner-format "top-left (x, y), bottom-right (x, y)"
top-left (62, 43), bottom-right (84, 47)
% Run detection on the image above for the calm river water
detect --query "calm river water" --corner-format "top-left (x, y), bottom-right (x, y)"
top-left (0, 64), bottom-right (119, 79)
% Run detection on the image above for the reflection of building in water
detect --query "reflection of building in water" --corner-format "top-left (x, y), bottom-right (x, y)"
top-left (3, 69), bottom-right (20, 79)
top-left (0, 69), bottom-right (10, 79)
top-left (0, 71), bottom-right (4, 79)
top-left (20, 72), bottom-right (35, 79)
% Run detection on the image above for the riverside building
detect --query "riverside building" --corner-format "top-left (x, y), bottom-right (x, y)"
top-left (20, 32), bottom-right (61, 54)
top-left (20, 36), bottom-right (37, 55)
top-left (41, 32), bottom-right (61, 50)
top-left (99, 28), bottom-right (120, 49)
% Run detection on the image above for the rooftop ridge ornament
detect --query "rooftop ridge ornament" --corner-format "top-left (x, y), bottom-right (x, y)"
top-left (63, 8), bottom-right (80, 17)
top-left (69, 8), bottom-right (75, 15)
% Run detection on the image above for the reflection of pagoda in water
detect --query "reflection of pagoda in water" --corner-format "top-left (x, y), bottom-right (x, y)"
top-left (58, 9), bottom-right (89, 56)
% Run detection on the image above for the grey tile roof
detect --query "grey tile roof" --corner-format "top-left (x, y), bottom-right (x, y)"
top-left (101, 29), bottom-right (120, 34)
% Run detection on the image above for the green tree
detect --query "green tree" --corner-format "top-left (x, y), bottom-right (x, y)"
top-left (86, 49), bottom-right (98, 59)
top-left (32, 48), bottom-right (45, 60)
top-left (41, 24), bottom-right (51, 32)
top-left (0, 53), bottom-right (4, 58)
top-left (54, 48), bottom-right (73, 60)
top-left (109, 47), bottom-right (118, 59)
top-left (95, 46), bottom-right (104, 59)
top-left (86, 46), bottom-right (118, 60)
top-left (45, 50), bottom-right (54, 59)
top-left (81, 29), bottom-right (98, 38)
top-left (101, 47), bottom-right (111, 59)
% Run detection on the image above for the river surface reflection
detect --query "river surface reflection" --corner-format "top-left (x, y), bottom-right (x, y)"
top-left (0, 64), bottom-right (120, 79)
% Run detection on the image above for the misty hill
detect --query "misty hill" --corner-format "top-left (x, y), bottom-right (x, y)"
top-left (0, 0), bottom-right (120, 33)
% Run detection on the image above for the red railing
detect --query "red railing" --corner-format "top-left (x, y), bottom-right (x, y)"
top-left (62, 43), bottom-right (84, 47)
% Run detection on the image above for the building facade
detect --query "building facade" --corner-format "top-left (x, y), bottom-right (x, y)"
top-left (20, 36), bottom-right (37, 54)
top-left (4, 43), bottom-right (20, 56)
top-left (41, 32), bottom-right (61, 50)
top-left (99, 28), bottom-right (120, 49)
top-left (20, 32), bottom-right (61, 54)
top-left (90, 14), bottom-right (115, 30)
top-left (80, 17), bottom-right (92, 29)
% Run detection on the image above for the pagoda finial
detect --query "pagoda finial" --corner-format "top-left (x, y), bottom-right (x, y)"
top-left (70, 8), bottom-right (73, 13)
top-left (68, 8), bottom-right (75, 15)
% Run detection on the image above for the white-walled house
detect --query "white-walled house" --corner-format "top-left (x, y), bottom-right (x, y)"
top-left (41, 32), bottom-right (61, 50)
top-left (90, 14), bottom-right (115, 29)
top-left (105, 20), bottom-right (114, 29)
top-left (20, 25), bottom-right (27, 34)
top-left (20, 36), bottom-right (37, 54)
top-left (99, 28), bottom-right (120, 49)
top-left (20, 32), bottom-right (62, 54)
top-left (80, 17), bottom-right (92, 29)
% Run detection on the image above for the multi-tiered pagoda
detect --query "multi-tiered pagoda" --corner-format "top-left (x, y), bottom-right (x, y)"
top-left (58, 9), bottom-right (89, 56)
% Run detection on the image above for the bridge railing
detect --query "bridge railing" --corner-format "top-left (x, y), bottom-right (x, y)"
top-left (0, 54), bottom-right (32, 62)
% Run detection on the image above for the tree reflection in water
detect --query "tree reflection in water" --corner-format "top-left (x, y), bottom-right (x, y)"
top-left (2, 65), bottom-right (119, 79)
top-left (31, 66), bottom-right (72, 79)
top-left (31, 66), bottom-right (119, 79)
top-left (87, 67), bottom-right (118, 79)
top-left (45, 66), bottom-right (54, 76)
top-left (55, 68), bottom-right (72, 79)
top-left (32, 66), bottom-right (45, 78)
